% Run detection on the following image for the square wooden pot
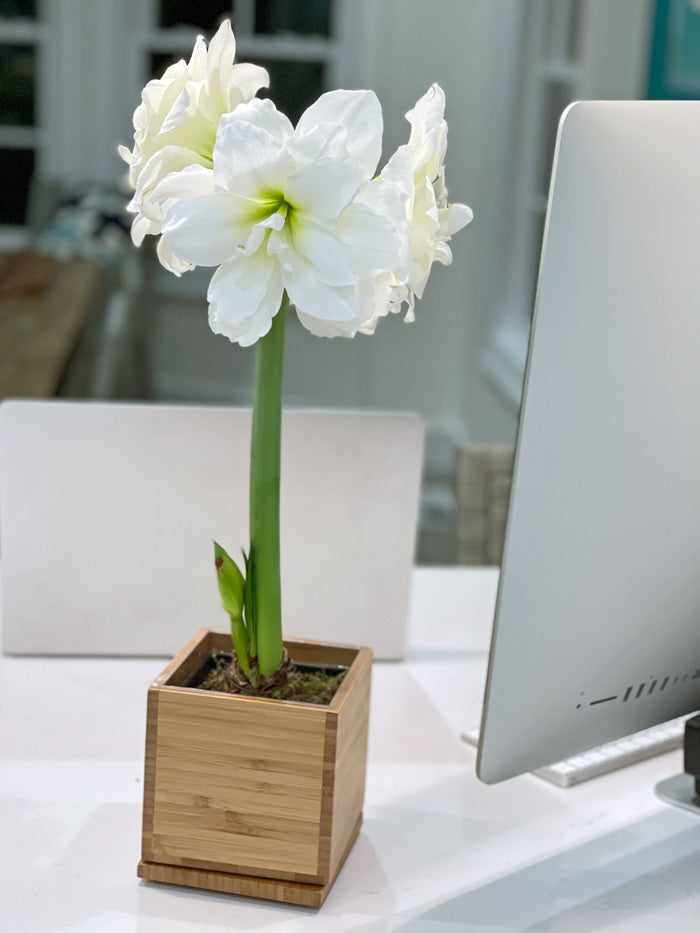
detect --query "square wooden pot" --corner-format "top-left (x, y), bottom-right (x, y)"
top-left (137, 629), bottom-right (372, 908)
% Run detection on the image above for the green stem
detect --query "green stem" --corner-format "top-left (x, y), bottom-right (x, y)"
top-left (250, 291), bottom-right (289, 677)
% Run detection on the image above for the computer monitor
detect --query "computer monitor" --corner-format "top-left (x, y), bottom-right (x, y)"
top-left (477, 101), bottom-right (700, 785)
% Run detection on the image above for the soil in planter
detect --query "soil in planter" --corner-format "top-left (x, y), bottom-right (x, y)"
top-left (189, 651), bottom-right (347, 705)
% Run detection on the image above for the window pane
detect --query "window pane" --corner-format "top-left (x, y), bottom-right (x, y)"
top-left (0, 0), bottom-right (36, 17)
top-left (259, 59), bottom-right (324, 124)
top-left (150, 51), bottom-right (180, 80)
top-left (255, 0), bottom-right (330, 37)
top-left (0, 147), bottom-right (33, 224)
top-left (0, 44), bottom-right (35, 126)
top-left (158, 0), bottom-right (232, 32)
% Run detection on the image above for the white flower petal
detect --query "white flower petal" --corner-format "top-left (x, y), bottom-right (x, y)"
top-left (206, 19), bottom-right (236, 90)
top-left (162, 192), bottom-right (253, 266)
top-left (227, 62), bottom-right (270, 109)
top-left (156, 235), bottom-right (193, 276)
top-left (407, 177), bottom-right (441, 297)
top-left (159, 87), bottom-right (191, 135)
top-left (133, 148), bottom-right (211, 222)
top-left (291, 218), bottom-right (356, 286)
top-left (283, 251), bottom-right (358, 322)
top-left (130, 212), bottom-right (157, 247)
top-left (295, 308), bottom-right (351, 338)
top-left (434, 241), bottom-right (453, 266)
top-left (118, 143), bottom-right (136, 166)
top-left (242, 210), bottom-right (285, 255)
top-left (187, 35), bottom-right (208, 80)
top-left (147, 66), bottom-right (187, 132)
top-left (285, 157), bottom-right (362, 221)
top-left (152, 162), bottom-right (214, 207)
top-left (338, 198), bottom-right (403, 279)
top-left (380, 145), bottom-right (414, 202)
top-left (295, 274), bottom-right (394, 338)
top-left (413, 176), bottom-right (440, 227)
top-left (286, 123), bottom-right (348, 167)
top-left (295, 89), bottom-right (383, 178)
top-left (442, 202), bottom-right (473, 236)
top-left (356, 275), bottom-right (402, 333)
top-left (214, 101), bottom-right (295, 192)
top-left (217, 98), bottom-right (293, 154)
top-left (266, 226), bottom-right (293, 270)
top-left (207, 254), bottom-right (284, 346)
top-left (406, 84), bottom-right (447, 182)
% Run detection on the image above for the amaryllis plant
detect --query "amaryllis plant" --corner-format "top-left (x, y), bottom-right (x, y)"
top-left (121, 20), bottom-right (472, 691)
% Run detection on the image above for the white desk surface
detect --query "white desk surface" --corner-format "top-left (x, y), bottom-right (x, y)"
top-left (2, 566), bottom-right (699, 932)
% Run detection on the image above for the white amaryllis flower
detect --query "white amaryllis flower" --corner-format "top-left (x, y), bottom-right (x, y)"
top-left (118, 20), bottom-right (268, 274)
top-left (309, 84), bottom-right (473, 339)
top-left (383, 84), bottom-right (473, 321)
top-left (293, 172), bottom-right (411, 339)
top-left (161, 91), bottom-right (407, 346)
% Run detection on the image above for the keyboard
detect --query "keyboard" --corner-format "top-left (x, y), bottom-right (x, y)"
top-left (463, 716), bottom-right (687, 787)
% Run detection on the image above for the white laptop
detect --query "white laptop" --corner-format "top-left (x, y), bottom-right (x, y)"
top-left (0, 400), bottom-right (423, 658)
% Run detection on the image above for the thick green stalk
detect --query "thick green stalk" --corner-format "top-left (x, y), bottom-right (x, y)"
top-left (250, 291), bottom-right (289, 677)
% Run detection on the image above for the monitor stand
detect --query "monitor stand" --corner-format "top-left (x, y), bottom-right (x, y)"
top-left (655, 775), bottom-right (700, 815)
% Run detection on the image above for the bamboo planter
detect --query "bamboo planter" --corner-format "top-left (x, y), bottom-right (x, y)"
top-left (137, 629), bottom-right (372, 908)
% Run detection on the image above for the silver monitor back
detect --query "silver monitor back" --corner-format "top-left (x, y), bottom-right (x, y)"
top-left (477, 101), bottom-right (700, 784)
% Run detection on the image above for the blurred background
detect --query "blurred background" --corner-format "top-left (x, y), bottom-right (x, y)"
top-left (0, 0), bottom-right (696, 563)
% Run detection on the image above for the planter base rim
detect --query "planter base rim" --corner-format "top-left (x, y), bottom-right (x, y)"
top-left (137, 813), bottom-right (362, 909)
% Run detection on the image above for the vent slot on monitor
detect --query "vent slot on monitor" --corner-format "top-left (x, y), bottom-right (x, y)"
top-left (581, 667), bottom-right (700, 709)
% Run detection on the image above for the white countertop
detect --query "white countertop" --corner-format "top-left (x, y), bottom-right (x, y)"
top-left (2, 567), bottom-right (699, 932)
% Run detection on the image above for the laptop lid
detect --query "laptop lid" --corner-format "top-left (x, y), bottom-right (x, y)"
top-left (0, 400), bottom-right (423, 658)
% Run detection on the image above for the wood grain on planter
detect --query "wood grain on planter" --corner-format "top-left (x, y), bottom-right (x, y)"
top-left (138, 629), bottom-right (372, 907)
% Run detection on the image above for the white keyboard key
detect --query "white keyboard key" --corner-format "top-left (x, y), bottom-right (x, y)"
top-left (584, 749), bottom-right (603, 759)
top-left (550, 762), bottom-right (576, 774)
